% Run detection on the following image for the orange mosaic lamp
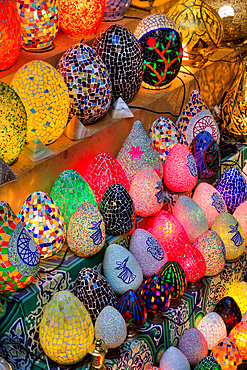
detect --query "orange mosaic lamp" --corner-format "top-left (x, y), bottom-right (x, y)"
top-left (211, 337), bottom-right (242, 370)
top-left (229, 321), bottom-right (247, 361)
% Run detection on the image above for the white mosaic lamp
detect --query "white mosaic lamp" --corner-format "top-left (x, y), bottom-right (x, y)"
top-left (196, 312), bottom-right (227, 350)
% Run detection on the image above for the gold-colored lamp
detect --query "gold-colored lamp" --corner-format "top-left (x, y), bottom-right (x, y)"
top-left (88, 338), bottom-right (108, 370)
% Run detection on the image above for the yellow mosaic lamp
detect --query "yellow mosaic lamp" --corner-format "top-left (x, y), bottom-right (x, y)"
top-left (227, 282), bottom-right (247, 316)
top-left (39, 291), bottom-right (94, 366)
top-left (11, 60), bottom-right (70, 145)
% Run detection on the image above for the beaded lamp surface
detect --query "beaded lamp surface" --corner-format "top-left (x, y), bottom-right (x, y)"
top-left (197, 312), bottom-right (227, 350)
top-left (0, 82), bottom-right (27, 165)
top-left (178, 328), bottom-right (208, 366)
top-left (229, 321), bottom-right (247, 360)
top-left (0, 201), bottom-right (40, 292)
top-left (211, 337), bottom-right (242, 370)
top-left (116, 290), bottom-right (147, 329)
top-left (11, 60), bottom-right (70, 145)
top-left (194, 356), bottom-right (222, 370)
top-left (176, 242), bottom-right (206, 284)
top-left (158, 261), bottom-right (187, 303)
top-left (0, 0), bottom-right (21, 71)
top-left (214, 296), bottom-right (242, 334)
top-left (103, 0), bottom-right (132, 21)
top-left (134, 13), bottom-right (183, 90)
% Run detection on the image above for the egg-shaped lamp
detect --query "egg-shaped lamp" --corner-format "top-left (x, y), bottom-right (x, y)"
top-left (214, 296), bottom-right (242, 335)
top-left (103, 0), bottom-right (132, 21)
top-left (159, 346), bottom-right (190, 370)
top-left (0, 357), bottom-right (12, 370)
top-left (228, 282), bottom-right (247, 316)
top-left (233, 200), bottom-right (247, 243)
top-left (194, 356), bottom-right (222, 370)
top-left (196, 312), bottom-right (227, 350)
top-left (211, 337), bottom-right (242, 370)
top-left (229, 321), bottom-right (247, 360)
top-left (11, 60), bottom-right (70, 145)
top-left (178, 328), bottom-right (208, 366)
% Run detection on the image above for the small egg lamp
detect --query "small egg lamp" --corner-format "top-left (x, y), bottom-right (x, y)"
top-left (11, 60), bottom-right (70, 145)
top-left (158, 261), bottom-right (187, 307)
top-left (103, 0), bottom-right (132, 21)
top-left (92, 24), bottom-right (144, 104)
top-left (74, 267), bottom-right (118, 321)
top-left (0, 81), bottom-right (27, 165)
top-left (116, 290), bottom-right (147, 339)
top-left (229, 321), bottom-right (247, 361)
top-left (134, 13), bottom-right (182, 90)
top-left (159, 346), bottom-right (190, 370)
top-left (67, 202), bottom-right (105, 257)
top-left (0, 0), bottom-right (21, 71)
top-left (139, 273), bottom-right (171, 324)
top-left (178, 328), bottom-right (208, 366)
top-left (197, 312), bottom-right (227, 350)
top-left (50, 169), bottom-right (97, 230)
top-left (40, 291), bottom-right (94, 365)
top-left (233, 200), bottom-right (247, 242)
top-left (166, 0), bottom-right (223, 68)
top-left (0, 201), bottom-right (40, 292)
top-left (0, 358), bottom-right (12, 370)
top-left (211, 337), bottom-right (242, 370)
top-left (214, 296), bottom-right (242, 335)
top-left (227, 282), bottom-right (247, 316)
top-left (84, 152), bottom-right (130, 208)
top-left (16, 0), bottom-right (59, 52)
top-left (59, 0), bottom-right (105, 38)
top-left (194, 356), bottom-right (222, 370)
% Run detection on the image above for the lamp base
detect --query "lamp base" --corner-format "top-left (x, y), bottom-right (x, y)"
top-left (147, 312), bottom-right (165, 324)
top-left (226, 255), bottom-right (242, 263)
top-left (169, 297), bottom-right (181, 308)
top-left (105, 348), bottom-right (120, 359)
top-left (126, 325), bottom-right (138, 341)
top-left (22, 42), bottom-right (55, 53)
top-left (186, 280), bottom-right (201, 292)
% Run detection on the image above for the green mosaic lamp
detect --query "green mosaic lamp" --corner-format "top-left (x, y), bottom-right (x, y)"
top-left (50, 169), bottom-right (97, 229)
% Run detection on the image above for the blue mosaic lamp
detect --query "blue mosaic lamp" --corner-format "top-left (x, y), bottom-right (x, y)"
top-left (103, 0), bottom-right (132, 21)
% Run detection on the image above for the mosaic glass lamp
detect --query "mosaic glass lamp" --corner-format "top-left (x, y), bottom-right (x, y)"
top-left (211, 337), bottom-right (242, 370)
top-left (214, 296), bottom-right (242, 335)
top-left (134, 13), bottom-right (183, 90)
top-left (39, 291), bottom-right (94, 365)
top-left (228, 282), bottom-right (247, 316)
top-left (166, 0), bottom-right (223, 67)
top-left (229, 321), bottom-right (247, 360)
top-left (16, 0), bottom-right (59, 52)
top-left (233, 200), bottom-right (247, 244)
top-left (59, 0), bottom-right (104, 38)
top-left (158, 261), bottom-right (187, 307)
top-left (196, 312), bottom-right (227, 350)
top-left (139, 273), bottom-right (171, 324)
top-left (103, 0), bottom-right (132, 21)
top-left (19, 191), bottom-right (66, 259)
top-left (0, 0), bottom-right (21, 71)
top-left (0, 201), bottom-right (40, 292)
top-left (0, 81), bottom-right (27, 165)
top-left (11, 60), bottom-right (70, 145)
top-left (194, 356), bottom-right (222, 370)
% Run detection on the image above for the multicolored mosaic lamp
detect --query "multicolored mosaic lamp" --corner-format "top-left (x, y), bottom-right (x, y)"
top-left (57, 43), bottom-right (111, 126)
top-left (103, 0), bottom-right (132, 21)
top-left (197, 312), bottom-right (227, 350)
top-left (50, 169), bottom-right (97, 230)
top-left (0, 0), bottom-right (21, 71)
top-left (228, 282), bottom-right (247, 316)
top-left (158, 261), bottom-right (187, 307)
top-left (134, 13), bottom-right (183, 90)
top-left (214, 296), bottom-right (242, 335)
top-left (166, 0), bottom-right (223, 67)
top-left (16, 0), bottom-right (59, 52)
top-left (19, 191), bottom-right (66, 259)
top-left (229, 321), bottom-right (247, 360)
top-left (39, 291), bottom-right (94, 365)
top-left (0, 81), bottom-right (27, 165)
top-left (11, 60), bottom-right (70, 145)
top-left (0, 201), bottom-right (40, 292)
top-left (211, 337), bottom-right (242, 370)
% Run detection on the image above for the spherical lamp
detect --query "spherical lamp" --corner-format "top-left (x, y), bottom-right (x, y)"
top-left (227, 282), bottom-right (247, 316)
top-left (211, 337), bottom-right (242, 370)
top-left (59, 0), bottom-right (105, 38)
top-left (196, 312), bottom-right (227, 350)
top-left (103, 0), bottom-right (132, 21)
top-left (11, 60), bottom-right (70, 145)
top-left (214, 296), bottom-right (242, 335)
top-left (0, 0), bottom-right (21, 72)
top-left (178, 328), bottom-right (208, 366)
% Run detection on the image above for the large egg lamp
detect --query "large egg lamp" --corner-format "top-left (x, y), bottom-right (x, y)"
top-left (214, 296), bottom-right (242, 335)
top-left (211, 337), bottom-right (242, 370)
top-left (159, 346), bottom-right (190, 370)
top-left (57, 43), bottom-right (111, 126)
top-left (193, 182), bottom-right (227, 229)
top-left (233, 200), bottom-right (247, 242)
top-left (197, 312), bottom-right (227, 350)
top-left (166, 0), bottom-right (223, 67)
top-left (178, 328), bottom-right (208, 366)
top-left (11, 60), bottom-right (70, 145)
top-left (67, 202), bottom-right (105, 257)
top-left (158, 261), bottom-right (187, 307)
top-left (216, 168), bottom-right (247, 213)
top-left (92, 24), bottom-right (144, 104)
top-left (0, 81), bottom-right (27, 165)
top-left (50, 169), bottom-right (97, 230)
top-left (39, 291), bottom-right (94, 365)
top-left (229, 321), bottom-right (247, 360)
top-left (59, 0), bottom-right (104, 38)
top-left (16, 0), bottom-right (59, 52)
top-left (194, 356), bottom-right (222, 370)
top-left (103, 0), bottom-right (132, 21)
top-left (0, 201), bottom-right (40, 292)
top-left (211, 212), bottom-right (245, 262)
top-left (84, 152), bottom-right (130, 208)
top-left (134, 13), bottom-right (183, 90)
top-left (74, 267), bottom-right (118, 321)
top-left (0, 0), bottom-right (21, 71)
top-left (19, 191), bottom-right (66, 259)
top-left (228, 282), bottom-right (247, 316)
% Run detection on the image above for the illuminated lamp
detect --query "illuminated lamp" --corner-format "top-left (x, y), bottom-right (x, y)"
top-left (159, 346), bottom-right (190, 370)
top-left (16, 0), bottom-right (59, 52)
top-left (0, 82), bottom-right (27, 165)
top-left (0, 0), bottom-right (21, 71)
top-left (211, 337), bottom-right (242, 370)
top-left (39, 291), bottom-right (94, 365)
top-left (134, 13), bottom-right (182, 90)
top-left (50, 169), bottom-right (97, 230)
top-left (19, 191), bottom-right (66, 259)
top-left (103, 0), bottom-right (132, 21)
top-left (178, 328), bottom-right (208, 366)
top-left (116, 290), bottom-right (147, 339)
top-left (84, 152), bottom-right (130, 208)
top-left (0, 201), bottom-right (40, 292)
top-left (56, 43), bottom-right (111, 126)
top-left (227, 282), bottom-right (247, 316)
top-left (139, 274), bottom-right (171, 324)
top-left (229, 321), bottom-right (247, 360)
top-left (92, 24), bottom-right (143, 104)
top-left (196, 312), bottom-right (227, 350)
top-left (192, 182), bottom-right (227, 229)
top-left (158, 261), bottom-right (187, 308)
top-left (59, 0), bottom-right (104, 38)
top-left (11, 60), bottom-right (70, 145)
top-left (194, 356), bottom-right (222, 370)
top-left (242, 311), bottom-right (247, 322)
top-left (233, 200), bottom-right (247, 242)
top-left (214, 296), bottom-right (242, 335)
top-left (166, 0), bottom-right (223, 68)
